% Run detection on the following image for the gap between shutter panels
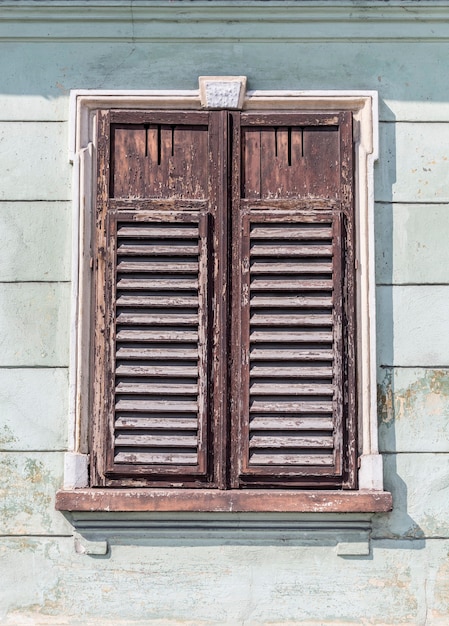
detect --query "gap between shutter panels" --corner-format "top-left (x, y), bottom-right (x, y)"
top-left (92, 109), bottom-right (356, 490)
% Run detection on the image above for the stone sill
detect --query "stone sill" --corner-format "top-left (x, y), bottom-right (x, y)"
top-left (56, 489), bottom-right (392, 513)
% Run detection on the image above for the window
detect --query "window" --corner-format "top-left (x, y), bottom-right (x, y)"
top-left (56, 80), bottom-right (391, 512)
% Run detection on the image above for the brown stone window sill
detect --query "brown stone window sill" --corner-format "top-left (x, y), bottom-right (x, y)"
top-left (56, 489), bottom-right (392, 513)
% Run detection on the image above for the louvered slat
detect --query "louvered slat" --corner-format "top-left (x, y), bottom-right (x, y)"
top-left (112, 217), bottom-right (209, 472)
top-left (239, 214), bottom-right (342, 477)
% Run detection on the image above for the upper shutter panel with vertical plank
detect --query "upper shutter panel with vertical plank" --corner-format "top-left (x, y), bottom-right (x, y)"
top-left (110, 112), bottom-right (210, 200)
top-left (232, 112), bottom-right (356, 489)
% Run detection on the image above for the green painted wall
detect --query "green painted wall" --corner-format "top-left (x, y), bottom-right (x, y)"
top-left (1, 2), bottom-right (449, 623)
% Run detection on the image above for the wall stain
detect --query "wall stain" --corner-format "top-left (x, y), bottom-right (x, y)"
top-left (0, 455), bottom-right (58, 533)
top-left (0, 424), bottom-right (18, 447)
top-left (378, 369), bottom-right (449, 428)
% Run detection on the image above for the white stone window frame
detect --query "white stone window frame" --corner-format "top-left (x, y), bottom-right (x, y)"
top-left (64, 79), bottom-right (382, 494)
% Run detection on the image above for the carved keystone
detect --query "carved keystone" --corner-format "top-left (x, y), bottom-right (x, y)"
top-left (199, 76), bottom-right (247, 109)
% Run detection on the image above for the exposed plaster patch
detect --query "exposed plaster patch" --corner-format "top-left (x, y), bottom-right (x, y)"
top-left (378, 369), bottom-right (449, 427)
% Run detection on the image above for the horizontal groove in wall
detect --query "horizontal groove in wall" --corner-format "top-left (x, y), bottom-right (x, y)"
top-left (0, 365), bottom-right (68, 369)
top-left (381, 451), bottom-right (449, 455)
top-left (0, 281), bottom-right (71, 285)
top-left (375, 201), bottom-right (449, 206)
top-left (0, 449), bottom-right (67, 453)
top-left (4, 37), bottom-right (449, 43)
top-left (376, 283), bottom-right (449, 287)
top-left (379, 365), bottom-right (449, 369)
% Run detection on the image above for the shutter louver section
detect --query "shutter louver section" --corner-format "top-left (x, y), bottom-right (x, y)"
top-left (107, 213), bottom-right (210, 481)
top-left (234, 212), bottom-right (347, 487)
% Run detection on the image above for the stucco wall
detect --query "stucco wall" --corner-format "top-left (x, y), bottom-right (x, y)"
top-left (1, 1), bottom-right (449, 624)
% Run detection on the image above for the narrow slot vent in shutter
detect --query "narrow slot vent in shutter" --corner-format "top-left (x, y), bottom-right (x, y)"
top-left (237, 213), bottom-right (344, 482)
top-left (111, 216), bottom-right (209, 476)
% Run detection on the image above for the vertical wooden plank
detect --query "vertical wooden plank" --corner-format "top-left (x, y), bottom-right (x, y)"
top-left (302, 126), bottom-right (340, 198)
top-left (91, 109), bottom-right (111, 486)
top-left (339, 111), bottom-right (357, 489)
top-left (331, 213), bottom-right (344, 477)
top-left (260, 128), bottom-right (277, 198)
top-left (172, 126), bottom-right (208, 199)
top-left (112, 125), bottom-right (146, 198)
top-left (229, 111), bottom-right (242, 488)
top-left (208, 110), bottom-right (229, 490)
top-left (242, 128), bottom-right (261, 199)
top-left (103, 213), bottom-right (118, 476)
top-left (196, 212), bottom-right (211, 475)
top-left (231, 212), bottom-right (251, 484)
top-left (144, 124), bottom-right (160, 197)
top-left (159, 125), bottom-right (173, 197)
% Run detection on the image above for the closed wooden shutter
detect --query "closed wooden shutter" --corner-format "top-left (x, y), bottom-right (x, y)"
top-left (230, 112), bottom-right (356, 488)
top-left (91, 110), bottom-right (225, 487)
top-left (91, 108), bottom-right (356, 490)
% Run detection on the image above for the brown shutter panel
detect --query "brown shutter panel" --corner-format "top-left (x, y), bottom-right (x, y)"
top-left (91, 110), bottom-right (222, 487)
top-left (108, 212), bottom-right (211, 481)
top-left (231, 112), bottom-right (356, 489)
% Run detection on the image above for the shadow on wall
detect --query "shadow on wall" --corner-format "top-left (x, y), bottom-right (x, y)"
top-left (374, 102), bottom-right (425, 544)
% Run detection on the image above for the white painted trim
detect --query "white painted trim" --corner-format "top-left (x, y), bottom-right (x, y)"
top-left (64, 452), bottom-right (89, 489)
top-left (67, 83), bottom-right (383, 492)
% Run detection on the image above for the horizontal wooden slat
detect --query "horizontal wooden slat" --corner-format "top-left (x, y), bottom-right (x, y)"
top-left (117, 278), bottom-right (198, 290)
top-left (249, 453), bottom-right (333, 466)
top-left (110, 109), bottom-right (210, 125)
top-left (250, 382), bottom-right (333, 395)
top-left (250, 330), bottom-right (333, 343)
top-left (250, 417), bottom-right (333, 430)
top-left (116, 399), bottom-right (198, 412)
top-left (117, 295), bottom-right (198, 307)
top-left (116, 313), bottom-right (199, 326)
top-left (250, 348), bottom-right (333, 360)
top-left (250, 243), bottom-right (332, 256)
top-left (115, 452), bottom-right (198, 465)
top-left (251, 312), bottom-right (333, 326)
top-left (118, 243), bottom-right (198, 256)
top-left (250, 400), bottom-right (333, 413)
top-left (115, 434), bottom-right (198, 447)
top-left (250, 295), bottom-right (332, 308)
top-left (116, 330), bottom-right (198, 342)
top-left (116, 365), bottom-right (198, 377)
top-left (115, 417), bottom-right (198, 430)
top-left (117, 226), bottom-right (198, 238)
top-left (250, 365), bottom-right (333, 378)
top-left (251, 261), bottom-right (332, 274)
top-left (115, 382), bottom-right (198, 395)
top-left (249, 435), bottom-right (334, 449)
top-left (117, 260), bottom-right (198, 273)
top-left (117, 347), bottom-right (198, 360)
top-left (250, 226), bottom-right (333, 239)
top-left (251, 279), bottom-right (332, 291)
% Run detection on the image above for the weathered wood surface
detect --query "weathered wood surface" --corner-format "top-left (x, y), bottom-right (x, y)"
top-left (55, 488), bottom-right (392, 512)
